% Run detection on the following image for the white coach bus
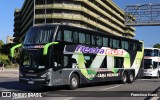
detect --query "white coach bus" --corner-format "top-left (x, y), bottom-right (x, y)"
top-left (143, 48), bottom-right (160, 78)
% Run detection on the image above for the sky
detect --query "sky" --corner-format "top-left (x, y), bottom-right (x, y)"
top-left (0, 0), bottom-right (160, 47)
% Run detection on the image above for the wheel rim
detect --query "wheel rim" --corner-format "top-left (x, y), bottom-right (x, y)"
top-left (123, 74), bottom-right (127, 82)
top-left (72, 77), bottom-right (78, 87)
top-left (130, 74), bottom-right (134, 81)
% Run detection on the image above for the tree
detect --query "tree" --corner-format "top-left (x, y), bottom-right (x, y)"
top-left (0, 40), bottom-right (4, 49)
top-left (153, 43), bottom-right (160, 49)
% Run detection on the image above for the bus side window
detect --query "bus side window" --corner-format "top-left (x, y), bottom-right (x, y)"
top-left (114, 57), bottom-right (124, 68)
top-left (101, 56), bottom-right (107, 68)
top-left (91, 35), bottom-right (96, 45)
top-left (79, 32), bottom-right (85, 44)
top-left (109, 38), bottom-right (113, 48)
top-left (129, 42), bottom-right (133, 50)
top-left (57, 30), bottom-right (62, 41)
top-left (73, 31), bottom-right (79, 43)
top-left (113, 39), bottom-right (120, 49)
top-left (137, 43), bottom-right (142, 51)
top-left (124, 41), bottom-right (129, 50)
top-left (64, 56), bottom-right (69, 67)
top-left (64, 30), bottom-right (73, 42)
top-left (133, 43), bottom-right (137, 51)
top-left (86, 34), bottom-right (91, 45)
top-left (54, 53), bottom-right (62, 67)
top-left (103, 37), bottom-right (108, 47)
top-left (154, 50), bottom-right (159, 56)
top-left (96, 36), bottom-right (102, 46)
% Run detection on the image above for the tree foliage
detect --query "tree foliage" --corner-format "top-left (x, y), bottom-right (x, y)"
top-left (0, 40), bottom-right (4, 49)
top-left (153, 43), bottom-right (160, 49)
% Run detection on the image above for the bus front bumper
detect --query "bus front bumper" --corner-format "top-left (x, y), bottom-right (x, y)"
top-left (143, 72), bottom-right (157, 77)
top-left (19, 77), bottom-right (50, 85)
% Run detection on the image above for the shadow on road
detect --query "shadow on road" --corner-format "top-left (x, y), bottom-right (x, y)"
top-left (0, 78), bottom-right (122, 92)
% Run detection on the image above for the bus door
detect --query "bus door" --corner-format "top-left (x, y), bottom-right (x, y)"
top-left (51, 52), bottom-right (63, 85)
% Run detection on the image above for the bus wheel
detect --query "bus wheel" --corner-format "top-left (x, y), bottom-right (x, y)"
top-left (128, 72), bottom-right (134, 83)
top-left (121, 72), bottom-right (127, 84)
top-left (69, 74), bottom-right (79, 90)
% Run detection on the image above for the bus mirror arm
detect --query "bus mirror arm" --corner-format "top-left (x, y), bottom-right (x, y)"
top-left (10, 44), bottom-right (22, 58)
top-left (43, 42), bottom-right (59, 55)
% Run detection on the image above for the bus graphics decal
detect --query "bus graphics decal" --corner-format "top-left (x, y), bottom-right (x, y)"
top-left (64, 45), bottom-right (140, 80)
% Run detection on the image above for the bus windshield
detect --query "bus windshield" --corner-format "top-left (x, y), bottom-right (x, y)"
top-left (144, 50), bottom-right (154, 56)
top-left (23, 27), bottom-right (55, 45)
top-left (21, 50), bottom-right (46, 69)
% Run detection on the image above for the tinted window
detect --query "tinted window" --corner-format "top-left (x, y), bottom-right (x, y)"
top-left (73, 31), bottom-right (79, 43)
top-left (57, 30), bottom-right (62, 41)
top-left (137, 43), bottom-right (142, 51)
top-left (79, 33), bottom-right (85, 44)
top-left (114, 57), bottom-right (124, 68)
top-left (113, 39), bottom-right (120, 49)
top-left (154, 50), bottom-right (159, 56)
top-left (109, 38), bottom-right (113, 48)
top-left (97, 36), bottom-right (102, 46)
top-left (86, 34), bottom-right (91, 44)
top-left (24, 27), bottom-right (55, 44)
top-left (144, 50), bottom-right (154, 56)
top-left (91, 35), bottom-right (96, 45)
top-left (121, 41), bottom-right (129, 50)
top-left (64, 30), bottom-right (72, 42)
top-left (103, 37), bottom-right (108, 47)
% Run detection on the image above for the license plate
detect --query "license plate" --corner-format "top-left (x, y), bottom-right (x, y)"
top-left (28, 81), bottom-right (34, 84)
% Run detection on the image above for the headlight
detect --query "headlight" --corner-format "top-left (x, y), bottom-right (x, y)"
top-left (41, 72), bottom-right (50, 78)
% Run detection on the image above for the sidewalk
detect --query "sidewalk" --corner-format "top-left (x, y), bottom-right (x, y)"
top-left (0, 68), bottom-right (19, 78)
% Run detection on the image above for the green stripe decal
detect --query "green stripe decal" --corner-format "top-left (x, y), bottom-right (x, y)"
top-left (43, 42), bottom-right (59, 55)
top-left (10, 44), bottom-right (22, 58)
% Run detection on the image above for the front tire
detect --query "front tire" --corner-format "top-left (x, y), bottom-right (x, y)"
top-left (69, 74), bottom-right (79, 90)
top-left (121, 72), bottom-right (127, 84)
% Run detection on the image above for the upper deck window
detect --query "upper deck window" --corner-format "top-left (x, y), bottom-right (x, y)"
top-left (24, 27), bottom-right (55, 45)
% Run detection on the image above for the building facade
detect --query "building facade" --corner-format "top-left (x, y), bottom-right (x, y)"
top-left (6, 36), bottom-right (14, 44)
top-left (13, 0), bottom-right (135, 41)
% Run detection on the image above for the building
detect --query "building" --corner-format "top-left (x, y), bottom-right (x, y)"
top-left (6, 36), bottom-right (14, 44)
top-left (13, 0), bottom-right (135, 42)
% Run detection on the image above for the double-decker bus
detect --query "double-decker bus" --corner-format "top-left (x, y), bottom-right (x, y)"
top-left (143, 48), bottom-right (160, 78)
top-left (11, 24), bottom-right (144, 89)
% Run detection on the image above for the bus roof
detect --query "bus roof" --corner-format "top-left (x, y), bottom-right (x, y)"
top-left (145, 48), bottom-right (160, 50)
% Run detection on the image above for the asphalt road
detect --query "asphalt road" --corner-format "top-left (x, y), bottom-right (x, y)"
top-left (0, 77), bottom-right (159, 100)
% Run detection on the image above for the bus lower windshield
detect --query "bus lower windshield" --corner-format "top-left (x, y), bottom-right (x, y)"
top-left (144, 59), bottom-right (152, 69)
top-left (23, 27), bottom-right (55, 45)
top-left (21, 50), bottom-right (46, 69)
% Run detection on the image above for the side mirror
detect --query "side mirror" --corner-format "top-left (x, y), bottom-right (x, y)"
top-left (10, 44), bottom-right (22, 58)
